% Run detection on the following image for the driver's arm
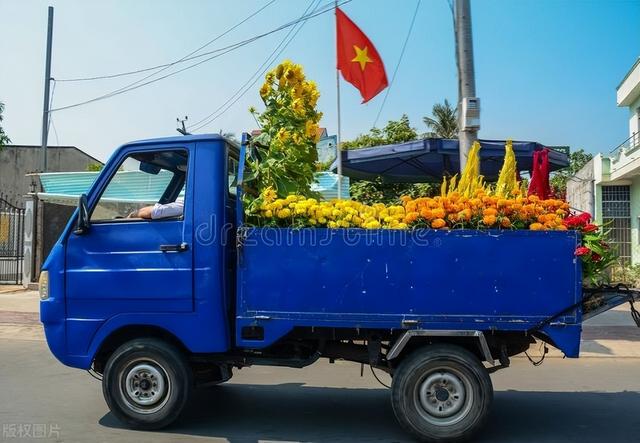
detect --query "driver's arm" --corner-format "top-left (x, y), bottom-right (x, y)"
top-left (129, 206), bottom-right (154, 219)
top-left (128, 200), bottom-right (183, 219)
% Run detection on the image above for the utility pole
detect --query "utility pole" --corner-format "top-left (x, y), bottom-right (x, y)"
top-left (40, 6), bottom-right (54, 172)
top-left (176, 116), bottom-right (190, 135)
top-left (454, 0), bottom-right (480, 173)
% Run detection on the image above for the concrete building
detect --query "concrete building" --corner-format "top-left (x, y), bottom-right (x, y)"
top-left (568, 57), bottom-right (640, 264)
top-left (0, 145), bottom-right (101, 205)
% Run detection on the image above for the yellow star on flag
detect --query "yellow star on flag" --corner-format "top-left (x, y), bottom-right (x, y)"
top-left (351, 45), bottom-right (372, 71)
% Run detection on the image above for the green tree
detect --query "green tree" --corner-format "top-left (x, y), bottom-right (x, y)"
top-left (550, 149), bottom-right (593, 198)
top-left (344, 115), bottom-right (432, 203)
top-left (423, 99), bottom-right (458, 138)
top-left (0, 101), bottom-right (11, 149)
top-left (86, 162), bottom-right (104, 172)
top-left (342, 114), bottom-right (417, 150)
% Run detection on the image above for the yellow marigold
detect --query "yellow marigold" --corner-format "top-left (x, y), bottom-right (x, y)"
top-left (259, 82), bottom-right (270, 99)
top-left (277, 208), bottom-right (291, 218)
top-left (431, 218), bottom-right (447, 229)
top-left (305, 120), bottom-right (317, 138)
top-left (529, 222), bottom-right (544, 231)
top-left (276, 128), bottom-right (290, 143)
top-left (262, 186), bottom-right (277, 203)
top-left (264, 209), bottom-right (273, 218)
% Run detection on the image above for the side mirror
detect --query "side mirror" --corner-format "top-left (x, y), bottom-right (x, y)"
top-left (74, 194), bottom-right (90, 235)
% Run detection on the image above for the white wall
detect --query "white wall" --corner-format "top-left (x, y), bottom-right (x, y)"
top-left (566, 158), bottom-right (595, 215)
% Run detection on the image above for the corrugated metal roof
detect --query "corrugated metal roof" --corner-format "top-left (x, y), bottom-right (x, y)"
top-left (39, 171), bottom-right (174, 201)
top-left (37, 170), bottom-right (349, 203)
top-left (311, 172), bottom-right (350, 200)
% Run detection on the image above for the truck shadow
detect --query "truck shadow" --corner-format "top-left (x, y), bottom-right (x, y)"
top-left (99, 384), bottom-right (640, 442)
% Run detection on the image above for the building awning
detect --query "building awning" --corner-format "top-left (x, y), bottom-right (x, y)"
top-left (34, 170), bottom-right (348, 204)
top-left (330, 138), bottom-right (570, 183)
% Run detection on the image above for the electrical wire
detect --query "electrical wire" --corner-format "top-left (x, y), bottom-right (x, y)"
top-left (370, 365), bottom-right (391, 389)
top-left (47, 79), bottom-right (61, 146)
top-left (50, 0), bottom-right (352, 113)
top-left (372, 0), bottom-right (421, 128)
top-left (187, 0), bottom-right (317, 130)
top-left (55, 0), bottom-right (277, 83)
top-left (187, 0), bottom-right (321, 132)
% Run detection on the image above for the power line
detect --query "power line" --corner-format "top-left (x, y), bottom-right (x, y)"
top-left (47, 79), bottom-right (60, 146)
top-left (188, 0), bottom-right (321, 132)
top-left (55, 0), bottom-right (277, 83)
top-left (372, 0), bottom-right (421, 128)
top-left (50, 0), bottom-right (351, 113)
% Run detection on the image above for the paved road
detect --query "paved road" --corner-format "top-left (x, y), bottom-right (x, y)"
top-left (1, 338), bottom-right (640, 443)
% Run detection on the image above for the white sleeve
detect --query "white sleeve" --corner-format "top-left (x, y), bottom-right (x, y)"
top-left (150, 200), bottom-right (184, 219)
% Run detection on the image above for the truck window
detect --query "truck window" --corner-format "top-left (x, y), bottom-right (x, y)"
top-left (228, 147), bottom-right (239, 197)
top-left (90, 149), bottom-right (188, 222)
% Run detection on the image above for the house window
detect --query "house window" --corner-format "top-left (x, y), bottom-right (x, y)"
top-left (602, 185), bottom-right (631, 264)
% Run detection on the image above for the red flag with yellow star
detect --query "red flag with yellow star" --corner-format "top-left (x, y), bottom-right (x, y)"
top-left (336, 7), bottom-right (388, 103)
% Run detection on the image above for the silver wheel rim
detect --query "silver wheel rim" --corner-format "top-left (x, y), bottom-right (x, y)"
top-left (120, 359), bottom-right (171, 414)
top-left (415, 367), bottom-right (474, 426)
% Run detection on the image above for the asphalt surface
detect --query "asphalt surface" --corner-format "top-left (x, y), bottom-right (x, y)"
top-left (1, 338), bottom-right (640, 443)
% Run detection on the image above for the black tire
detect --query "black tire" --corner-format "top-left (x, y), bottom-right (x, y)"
top-left (102, 338), bottom-right (192, 430)
top-left (391, 344), bottom-right (493, 443)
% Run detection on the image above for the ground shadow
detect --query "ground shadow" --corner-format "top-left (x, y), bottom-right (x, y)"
top-left (99, 384), bottom-right (640, 442)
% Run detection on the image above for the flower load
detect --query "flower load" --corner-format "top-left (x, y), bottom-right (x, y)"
top-left (251, 138), bottom-right (569, 231)
top-left (245, 60), bottom-right (616, 285)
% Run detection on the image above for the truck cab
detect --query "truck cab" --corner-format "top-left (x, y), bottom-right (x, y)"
top-left (41, 134), bottom-right (239, 367)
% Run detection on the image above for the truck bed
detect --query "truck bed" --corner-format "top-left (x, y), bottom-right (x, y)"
top-left (235, 228), bottom-right (583, 356)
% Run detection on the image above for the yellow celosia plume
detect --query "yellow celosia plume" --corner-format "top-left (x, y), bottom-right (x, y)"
top-left (452, 141), bottom-right (481, 198)
top-left (495, 140), bottom-right (518, 198)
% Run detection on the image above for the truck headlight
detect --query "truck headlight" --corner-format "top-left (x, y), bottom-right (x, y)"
top-left (39, 271), bottom-right (49, 300)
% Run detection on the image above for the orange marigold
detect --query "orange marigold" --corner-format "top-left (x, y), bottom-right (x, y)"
top-left (432, 207), bottom-right (446, 219)
top-left (431, 218), bottom-right (447, 229)
top-left (529, 222), bottom-right (544, 231)
top-left (483, 207), bottom-right (498, 217)
top-left (482, 215), bottom-right (497, 226)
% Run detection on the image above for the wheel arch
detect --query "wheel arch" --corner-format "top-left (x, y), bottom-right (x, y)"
top-left (92, 325), bottom-right (189, 373)
top-left (387, 330), bottom-right (494, 366)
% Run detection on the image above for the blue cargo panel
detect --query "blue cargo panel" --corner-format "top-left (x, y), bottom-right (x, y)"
top-left (236, 228), bottom-right (582, 354)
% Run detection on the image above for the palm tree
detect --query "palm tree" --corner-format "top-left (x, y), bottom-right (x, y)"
top-left (0, 101), bottom-right (11, 149)
top-left (423, 99), bottom-right (458, 139)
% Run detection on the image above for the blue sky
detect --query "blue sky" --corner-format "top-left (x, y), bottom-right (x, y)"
top-left (0, 0), bottom-right (638, 162)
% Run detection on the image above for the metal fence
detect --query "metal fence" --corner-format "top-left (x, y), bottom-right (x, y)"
top-left (0, 194), bottom-right (25, 285)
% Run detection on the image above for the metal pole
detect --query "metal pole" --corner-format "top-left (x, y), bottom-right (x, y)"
top-left (335, 1), bottom-right (343, 199)
top-left (40, 6), bottom-right (54, 172)
top-left (454, 0), bottom-right (478, 173)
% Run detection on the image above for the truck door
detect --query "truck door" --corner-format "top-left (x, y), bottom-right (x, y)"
top-left (65, 147), bottom-right (194, 320)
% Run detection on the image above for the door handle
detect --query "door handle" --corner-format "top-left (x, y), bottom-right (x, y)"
top-left (160, 243), bottom-right (189, 252)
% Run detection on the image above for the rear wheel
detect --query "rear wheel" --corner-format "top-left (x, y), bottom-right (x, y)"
top-left (391, 344), bottom-right (493, 442)
top-left (102, 338), bottom-right (192, 430)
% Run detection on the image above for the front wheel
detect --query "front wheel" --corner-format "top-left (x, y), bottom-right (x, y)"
top-left (102, 338), bottom-right (192, 430)
top-left (391, 344), bottom-right (493, 443)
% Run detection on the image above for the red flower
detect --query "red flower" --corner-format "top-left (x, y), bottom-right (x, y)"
top-left (575, 246), bottom-right (591, 256)
top-left (563, 216), bottom-right (581, 228)
top-left (578, 212), bottom-right (592, 224)
top-left (583, 224), bottom-right (598, 233)
top-left (592, 253), bottom-right (602, 262)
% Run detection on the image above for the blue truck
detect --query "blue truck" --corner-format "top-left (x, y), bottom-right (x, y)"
top-left (40, 133), bottom-right (639, 442)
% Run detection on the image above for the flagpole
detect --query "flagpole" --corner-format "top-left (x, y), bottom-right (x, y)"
top-left (335, 0), bottom-right (343, 199)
